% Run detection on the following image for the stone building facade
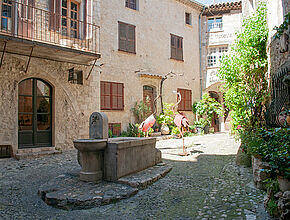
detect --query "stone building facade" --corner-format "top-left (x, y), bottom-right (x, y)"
top-left (201, 1), bottom-right (242, 132)
top-left (0, 0), bottom-right (101, 156)
top-left (98, 0), bottom-right (203, 132)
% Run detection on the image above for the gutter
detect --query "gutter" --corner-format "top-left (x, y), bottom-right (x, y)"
top-left (199, 6), bottom-right (205, 100)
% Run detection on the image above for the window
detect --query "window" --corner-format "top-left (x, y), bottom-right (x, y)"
top-left (61, 0), bottom-right (80, 38)
top-left (1, 0), bottom-right (13, 32)
top-left (171, 34), bottom-right (183, 61)
top-left (177, 88), bottom-right (192, 111)
top-left (185, 13), bottom-right (191, 25)
top-left (109, 123), bottom-right (121, 136)
top-left (207, 46), bottom-right (228, 67)
top-left (207, 17), bottom-right (223, 32)
top-left (125, 0), bottom-right (138, 10)
top-left (118, 21), bottom-right (136, 53)
top-left (101, 81), bottom-right (124, 110)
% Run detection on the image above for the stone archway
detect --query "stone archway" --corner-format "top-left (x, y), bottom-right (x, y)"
top-left (18, 78), bottom-right (52, 149)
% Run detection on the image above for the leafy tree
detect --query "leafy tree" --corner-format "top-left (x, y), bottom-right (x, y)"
top-left (218, 2), bottom-right (269, 132)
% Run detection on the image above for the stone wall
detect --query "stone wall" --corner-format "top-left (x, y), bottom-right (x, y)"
top-left (99, 0), bottom-right (203, 131)
top-left (0, 54), bottom-right (100, 154)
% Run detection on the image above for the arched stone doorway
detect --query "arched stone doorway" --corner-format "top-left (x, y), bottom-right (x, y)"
top-left (18, 78), bottom-right (52, 149)
top-left (209, 91), bottom-right (220, 132)
top-left (143, 85), bottom-right (156, 116)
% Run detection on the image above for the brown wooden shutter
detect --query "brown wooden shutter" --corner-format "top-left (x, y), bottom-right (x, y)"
top-left (177, 37), bottom-right (183, 60)
top-left (127, 24), bottom-right (135, 53)
top-left (101, 81), bottom-right (111, 110)
top-left (27, 0), bottom-right (34, 19)
top-left (83, 0), bottom-right (87, 39)
top-left (111, 83), bottom-right (118, 110)
top-left (77, 71), bottom-right (83, 85)
top-left (185, 90), bottom-right (192, 110)
top-left (171, 35), bottom-right (177, 59)
top-left (55, 0), bottom-right (61, 30)
top-left (118, 83), bottom-right (124, 110)
top-left (49, 0), bottom-right (55, 30)
top-left (119, 22), bottom-right (127, 51)
top-left (100, 81), bottom-right (105, 109)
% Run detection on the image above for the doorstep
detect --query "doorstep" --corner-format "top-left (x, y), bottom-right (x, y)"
top-left (15, 147), bottom-right (62, 160)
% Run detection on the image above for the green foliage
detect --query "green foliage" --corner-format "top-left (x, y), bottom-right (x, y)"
top-left (171, 127), bottom-right (180, 135)
top-left (194, 93), bottom-right (224, 123)
top-left (193, 118), bottom-right (210, 128)
top-left (121, 123), bottom-right (154, 137)
top-left (267, 198), bottom-right (278, 216)
top-left (156, 103), bottom-right (175, 130)
top-left (108, 129), bottom-right (113, 138)
top-left (274, 12), bottom-right (290, 39)
top-left (218, 3), bottom-right (269, 132)
top-left (240, 128), bottom-right (290, 179)
top-left (131, 97), bottom-right (151, 123)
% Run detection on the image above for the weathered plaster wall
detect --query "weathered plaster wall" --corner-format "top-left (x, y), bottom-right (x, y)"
top-left (99, 0), bottom-right (202, 131)
top-left (0, 54), bottom-right (100, 153)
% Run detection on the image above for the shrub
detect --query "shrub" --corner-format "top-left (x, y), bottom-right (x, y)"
top-left (240, 128), bottom-right (290, 179)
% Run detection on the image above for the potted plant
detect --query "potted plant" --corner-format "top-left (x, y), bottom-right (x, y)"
top-left (192, 94), bottom-right (224, 134)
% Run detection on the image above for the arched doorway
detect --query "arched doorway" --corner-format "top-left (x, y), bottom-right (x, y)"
top-left (143, 85), bottom-right (156, 116)
top-left (209, 91), bottom-right (220, 132)
top-left (18, 78), bottom-right (52, 149)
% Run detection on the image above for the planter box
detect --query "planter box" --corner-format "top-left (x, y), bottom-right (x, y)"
top-left (104, 137), bottom-right (160, 181)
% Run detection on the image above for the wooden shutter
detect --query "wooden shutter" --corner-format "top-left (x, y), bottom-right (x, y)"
top-left (77, 71), bottom-right (83, 85)
top-left (177, 37), bottom-right (183, 60)
top-left (49, 0), bottom-right (55, 30)
top-left (127, 24), bottom-right (135, 53)
top-left (111, 83), bottom-right (118, 110)
top-left (185, 90), bottom-right (192, 111)
top-left (171, 35), bottom-right (177, 59)
top-left (117, 83), bottom-right (124, 110)
top-left (119, 22), bottom-right (127, 51)
top-left (83, 0), bottom-right (87, 39)
top-left (101, 81), bottom-right (111, 110)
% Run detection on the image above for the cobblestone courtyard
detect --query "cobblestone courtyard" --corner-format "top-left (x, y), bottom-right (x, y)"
top-left (0, 133), bottom-right (272, 219)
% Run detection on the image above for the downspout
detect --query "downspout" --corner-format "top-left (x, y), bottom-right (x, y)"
top-left (199, 6), bottom-right (205, 100)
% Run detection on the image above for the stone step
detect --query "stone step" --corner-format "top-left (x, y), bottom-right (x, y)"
top-left (15, 149), bottom-right (62, 160)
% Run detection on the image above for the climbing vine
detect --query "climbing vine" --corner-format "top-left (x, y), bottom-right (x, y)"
top-left (218, 2), bottom-right (269, 132)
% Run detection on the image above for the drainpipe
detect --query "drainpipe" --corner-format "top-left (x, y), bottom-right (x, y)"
top-left (199, 6), bottom-right (205, 100)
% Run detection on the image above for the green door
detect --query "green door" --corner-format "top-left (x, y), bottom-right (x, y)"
top-left (18, 78), bottom-right (52, 149)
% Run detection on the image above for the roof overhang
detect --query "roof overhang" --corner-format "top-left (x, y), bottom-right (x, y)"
top-left (203, 1), bottom-right (242, 16)
top-left (175, 0), bottom-right (204, 11)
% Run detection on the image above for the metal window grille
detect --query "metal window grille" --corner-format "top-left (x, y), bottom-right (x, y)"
top-left (266, 61), bottom-right (290, 127)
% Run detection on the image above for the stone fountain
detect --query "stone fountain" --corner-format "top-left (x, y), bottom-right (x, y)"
top-left (74, 112), bottom-right (162, 183)
top-left (39, 112), bottom-right (170, 210)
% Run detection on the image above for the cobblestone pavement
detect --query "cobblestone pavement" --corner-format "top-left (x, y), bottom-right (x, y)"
top-left (0, 133), bottom-right (273, 220)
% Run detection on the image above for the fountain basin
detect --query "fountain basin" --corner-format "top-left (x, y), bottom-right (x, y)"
top-left (73, 139), bottom-right (107, 182)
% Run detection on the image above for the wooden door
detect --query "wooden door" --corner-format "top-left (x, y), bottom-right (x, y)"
top-left (143, 86), bottom-right (154, 116)
top-left (18, 79), bottom-right (52, 149)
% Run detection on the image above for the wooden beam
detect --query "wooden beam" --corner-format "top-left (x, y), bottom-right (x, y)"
top-left (0, 41), bottom-right (7, 68)
top-left (25, 46), bottom-right (34, 73)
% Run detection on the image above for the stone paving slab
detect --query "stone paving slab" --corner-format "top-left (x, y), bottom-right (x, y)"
top-left (38, 163), bottom-right (172, 210)
top-left (0, 133), bottom-right (274, 219)
top-left (118, 163), bottom-right (173, 189)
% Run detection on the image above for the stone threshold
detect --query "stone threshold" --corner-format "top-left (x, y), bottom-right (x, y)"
top-left (15, 148), bottom-right (62, 160)
top-left (38, 163), bottom-right (172, 210)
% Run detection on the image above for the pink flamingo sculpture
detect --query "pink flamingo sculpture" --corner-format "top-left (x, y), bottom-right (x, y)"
top-left (172, 91), bottom-right (190, 156)
top-left (139, 95), bottom-right (161, 137)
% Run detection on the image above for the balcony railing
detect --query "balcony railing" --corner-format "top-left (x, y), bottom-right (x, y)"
top-left (208, 22), bottom-right (223, 32)
top-left (0, 1), bottom-right (100, 55)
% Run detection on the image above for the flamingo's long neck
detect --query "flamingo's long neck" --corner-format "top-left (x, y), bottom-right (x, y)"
top-left (172, 92), bottom-right (181, 115)
top-left (153, 95), bottom-right (161, 116)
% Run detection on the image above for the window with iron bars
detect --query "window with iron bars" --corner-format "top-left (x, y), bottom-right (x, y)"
top-left (207, 17), bottom-right (223, 32)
